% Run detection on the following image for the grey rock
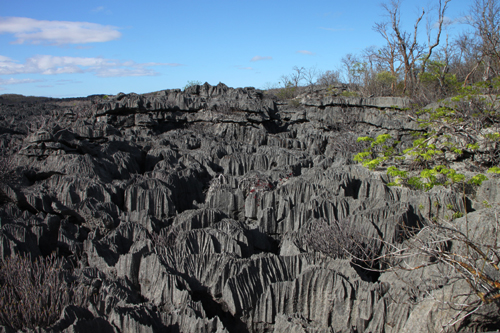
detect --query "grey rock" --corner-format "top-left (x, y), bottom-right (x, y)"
top-left (0, 83), bottom-right (498, 332)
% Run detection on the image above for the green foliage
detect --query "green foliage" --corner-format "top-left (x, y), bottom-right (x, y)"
top-left (354, 80), bottom-right (500, 191)
top-left (419, 59), bottom-right (460, 95)
top-left (488, 166), bottom-right (500, 174)
top-left (184, 80), bottom-right (202, 90)
top-left (349, 62), bottom-right (367, 85)
top-left (375, 71), bottom-right (397, 85)
top-left (354, 134), bottom-right (399, 170)
top-left (276, 81), bottom-right (297, 100)
top-left (340, 90), bottom-right (359, 98)
top-left (469, 173), bottom-right (488, 185)
top-left (326, 85), bottom-right (340, 96)
top-left (373, 71), bottom-right (397, 95)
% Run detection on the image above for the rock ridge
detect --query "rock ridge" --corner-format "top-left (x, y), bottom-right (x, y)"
top-left (0, 84), bottom-right (498, 332)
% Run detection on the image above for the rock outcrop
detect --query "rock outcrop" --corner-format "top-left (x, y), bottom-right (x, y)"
top-left (0, 83), bottom-right (498, 332)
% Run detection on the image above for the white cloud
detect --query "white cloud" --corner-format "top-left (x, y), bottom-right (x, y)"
top-left (0, 55), bottom-right (179, 77)
top-left (239, 67), bottom-right (254, 70)
top-left (0, 78), bottom-right (43, 85)
top-left (250, 56), bottom-right (272, 62)
top-left (297, 50), bottom-right (315, 55)
top-left (0, 17), bottom-right (121, 45)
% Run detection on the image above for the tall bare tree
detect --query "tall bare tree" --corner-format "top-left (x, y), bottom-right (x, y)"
top-left (419, 0), bottom-right (451, 80)
top-left (463, 0), bottom-right (500, 84)
top-left (381, 0), bottom-right (424, 94)
top-left (303, 66), bottom-right (318, 91)
top-left (290, 66), bottom-right (305, 88)
top-left (341, 53), bottom-right (364, 86)
top-left (376, 0), bottom-right (450, 95)
top-left (373, 22), bottom-right (403, 94)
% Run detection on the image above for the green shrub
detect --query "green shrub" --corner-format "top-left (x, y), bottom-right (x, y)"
top-left (184, 80), bottom-right (202, 90)
top-left (340, 90), bottom-right (359, 98)
top-left (375, 71), bottom-right (397, 86)
top-left (352, 79), bottom-right (500, 309)
top-left (276, 81), bottom-right (297, 100)
top-left (354, 79), bottom-right (500, 191)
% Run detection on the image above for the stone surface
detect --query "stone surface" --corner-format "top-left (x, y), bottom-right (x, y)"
top-left (0, 84), bottom-right (498, 332)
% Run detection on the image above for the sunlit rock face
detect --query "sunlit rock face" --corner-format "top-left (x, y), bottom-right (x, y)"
top-left (0, 84), bottom-right (497, 333)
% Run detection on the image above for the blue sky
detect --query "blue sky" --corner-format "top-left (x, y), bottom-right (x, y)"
top-left (0, 0), bottom-right (471, 97)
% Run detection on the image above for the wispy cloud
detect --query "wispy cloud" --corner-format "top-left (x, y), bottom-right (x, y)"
top-left (92, 6), bottom-right (106, 12)
top-left (91, 6), bottom-right (112, 15)
top-left (0, 78), bottom-right (43, 85)
top-left (56, 79), bottom-right (82, 85)
top-left (432, 16), bottom-right (458, 29)
top-left (319, 27), bottom-right (354, 32)
top-left (0, 55), bottom-right (181, 77)
top-left (455, 16), bottom-right (470, 24)
top-left (0, 17), bottom-right (121, 45)
top-left (250, 56), bottom-right (272, 62)
top-left (296, 50), bottom-right (315, 55)
top-left (142, 62), bottom-right (183, 67)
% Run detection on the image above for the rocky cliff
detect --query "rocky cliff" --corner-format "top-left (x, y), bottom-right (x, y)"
top-left (0, 83), bottom-right (499, 332)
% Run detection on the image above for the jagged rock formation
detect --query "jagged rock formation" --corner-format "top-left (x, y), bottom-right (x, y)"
top-left (0, 83), bottom-right (499, 332)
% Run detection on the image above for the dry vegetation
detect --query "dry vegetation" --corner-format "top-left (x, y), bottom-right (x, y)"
top-left (0, 253), bottom-right (87, 330)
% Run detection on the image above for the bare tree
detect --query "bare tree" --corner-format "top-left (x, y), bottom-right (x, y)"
top-left (290, 66), bottom-right (305, 88)
top-left (341, 53), bottom-right (363, 86)
top-left (303, 66), bottom-right (318, 91)
top-left (376, 0), bottom-right (450, 95)
top-left (419, 0), bottom-right (452, 79)
top-left (373, 22), bottom-right (402, 95)
top-left (463, 0), bottom-right (500, 84)
top-left (378, 0), bottom-right (424, 94)
top-left (316, 69), bottom-right (342, 86)
top-left (279, 74), bottom-right (291, 88)
top-left (361, 45), bottom-right (399, 96)
top-left (455, 33), bottom-right (483, 84)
